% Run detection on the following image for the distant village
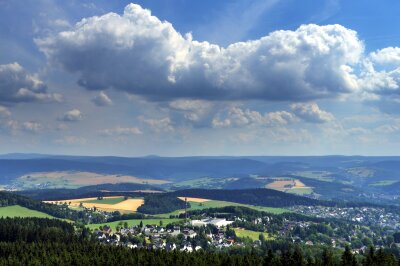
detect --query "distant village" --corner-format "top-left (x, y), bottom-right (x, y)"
top-left (93, 217), bottom-right (241, 252)
top-left (92, 205), bottom-right (400, 254)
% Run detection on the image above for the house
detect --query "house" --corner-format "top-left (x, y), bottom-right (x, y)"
top-left (183, 229), bottom-right (197, 238)
top-left (166, 242), bottom-right (176, 251)
top-left (169, 226), bottom-right (181, 236)
top-left (180, 243), bottom-right (193, 252)
top-left (191, 220), bottom-right (207, 227)
top-left (253, 240), bottom-right (262, 247)
top-left (102, 226), bottom-right (112, 235)
top-left (202, 218), bottom-right (234, 228)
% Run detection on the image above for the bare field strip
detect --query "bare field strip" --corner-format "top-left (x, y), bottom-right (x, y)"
top-left (177, 197), bottom-right (211, 202)
top-left (99, 190), bottom-right (164, 193)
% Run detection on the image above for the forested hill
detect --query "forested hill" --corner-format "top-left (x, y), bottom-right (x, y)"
top-left (170, 188), bottom-right (323, 207)
top-left (17, 183), bottom-right (162, 201)
top-left (169, 188), bottom-right (378, 208)
top-left (0, 191), bottom-right (83, 220)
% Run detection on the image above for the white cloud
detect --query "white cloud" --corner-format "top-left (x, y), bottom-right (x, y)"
top-left (141, 117), bottom-right (174, 132)
top-left (99, 127), bottom-right (142, 136)
top-left (212, 107), bottom-right (296, 128)
top-left (0, 120), bottom-right (41, 135)
top-left (291, 102), bottom-right (334, 123)
top-left (54, 136), bottom-right (87, 145)
top-left (36, 4), bottom-right (363, 102)
top-left (22, 121), bottom-right (42, 133)
top-left (60, 109), bottom-right (82, 122)
top-left (0, 106), bottom-right (11, 117)
top-left (0, 62), bottom-right (61, 104)
top-left (369, 47), bottom-right (400, 66)
top-left (92, 91), bottom-right (113, 106)
top-left (0, 120), bottom-right (19, 135)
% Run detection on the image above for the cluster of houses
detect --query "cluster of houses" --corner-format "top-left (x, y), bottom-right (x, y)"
top-left (291, 206), bottom-right (400, 230)
top-left (93, 217), bottom-right (241, 251)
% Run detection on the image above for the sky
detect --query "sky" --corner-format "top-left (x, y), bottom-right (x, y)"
top-left (1, 0), bottom-right (400, 156)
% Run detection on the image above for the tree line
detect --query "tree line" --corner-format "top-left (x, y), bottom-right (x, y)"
top-left (0, 217), bottom-right (399, 265)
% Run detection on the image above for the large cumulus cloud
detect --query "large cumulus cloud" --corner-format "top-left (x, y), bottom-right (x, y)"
top-left (0, 62), bottom-right (61, 104)
top-left (36, 4), bottom-right (364, 102)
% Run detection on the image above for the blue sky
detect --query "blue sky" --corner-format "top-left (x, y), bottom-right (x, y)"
top-left (1, 0), bottom-right (400, 156)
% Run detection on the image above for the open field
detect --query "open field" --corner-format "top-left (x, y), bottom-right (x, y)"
top-left (369, 180), bottom-right (398, 186)
top-left (83, 197), bottom-right (126, 205)
top-left (87, 218), bottom-right (182, 231)
top-left (173, 177), bottom-right (239, 189)
top-left (45, 196), bottom-right (144, 213)
top-left (287, 187), bottom-right (314, 195)
top-left (156, 199), bottom-right (289, 218)
top-left (346, 168), bottom-right (375, 178)
top-left (266, 178), bottom-right (313, 195)
top-left (233, 228), bottom-right (273, 241)
top-left (177, 197), bottom-right (210, 202)
top-left (0, 205), bottom-right (54, 218)
top-left (293, 171), bottom-right (334, 182)
top-left (16, 171), bottom-right (170, 189)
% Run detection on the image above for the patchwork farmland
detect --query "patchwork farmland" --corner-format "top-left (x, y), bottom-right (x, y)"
top-left (45, 196), bottom-right (144, 213)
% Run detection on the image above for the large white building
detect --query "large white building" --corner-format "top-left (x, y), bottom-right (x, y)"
top-left (191, 218), bottom-right (233, 228)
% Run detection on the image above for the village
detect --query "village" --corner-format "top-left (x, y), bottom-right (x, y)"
top-left (92, 206), bottom-right (400, 254)
top-left (93, 217), bottom-right (243, 252)
top-left (291, 205), bottom-right (400, 231)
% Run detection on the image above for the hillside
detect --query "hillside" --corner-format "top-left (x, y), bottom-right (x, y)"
top-left (170, 188), bottom-right (326, 208)
top-left (2, 154), bottom-right (400, 204)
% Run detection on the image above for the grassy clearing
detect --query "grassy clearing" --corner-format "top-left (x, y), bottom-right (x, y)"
top-left (0, 205), bottom-right (54, 219)
top-left (369, 180), bottom-right (398, 186)
top-left (155, 199), bottom-right (289, 218)
top-left (293, 171), bottom-right (334, 182)
top-left (173, 177), bottom-right (239, 189)
top-left (82, 197), bottom-right (126, 205)
top-left (234, 228), bottom-right (273, 241)
top-left (87, 218), bottom-right (182, 231)
top-left (287, 187), bottom-right (313, 195)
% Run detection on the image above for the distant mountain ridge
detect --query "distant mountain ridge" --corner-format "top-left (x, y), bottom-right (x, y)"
top-left (1, 154), bottom-right (400, 205)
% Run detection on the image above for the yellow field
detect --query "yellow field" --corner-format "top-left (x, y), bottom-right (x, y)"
top-left (177, 197), bottom-right (211, 202)
top-left (266, 178), bottom-right (312, 194)
top-left (44, 196), bottom-right (144, 213)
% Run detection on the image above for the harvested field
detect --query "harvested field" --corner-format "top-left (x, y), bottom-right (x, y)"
top-left (266, 178), bottom-right (313, 195)
top-left (18, 171), bottom-right (170, 189)
top-left (177, 197), bottom-right (211, 203)
top-left (44, 196), bottom-right (144, 213)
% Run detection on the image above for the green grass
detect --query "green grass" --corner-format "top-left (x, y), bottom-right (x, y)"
top-left (173, 177), bottom-right (238, 189)
top-left (293, 171), bottom-right (334, 182)
top-left (155, 200), bottom-right (289, 218)
top-left (0, 205), bottom-right (54, 218)
top-left (287, 187), bottom-right (313, 195)
top-left (87, 218), bottom-right (182, 231)
top-left (82, 197), bottom-right (126, 205)
top-left (234, 228), bottom-right (273, 241)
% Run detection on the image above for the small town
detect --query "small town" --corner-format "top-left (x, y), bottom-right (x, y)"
top-left (291, 206), bottom-right (400, 230)
top-left (92, 209), bottom-right (400, 254)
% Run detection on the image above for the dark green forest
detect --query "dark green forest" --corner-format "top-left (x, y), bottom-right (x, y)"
top-left (0, 217), bottom-right (399, 265)
top-left (137, 194), bottom-right (189, 214)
